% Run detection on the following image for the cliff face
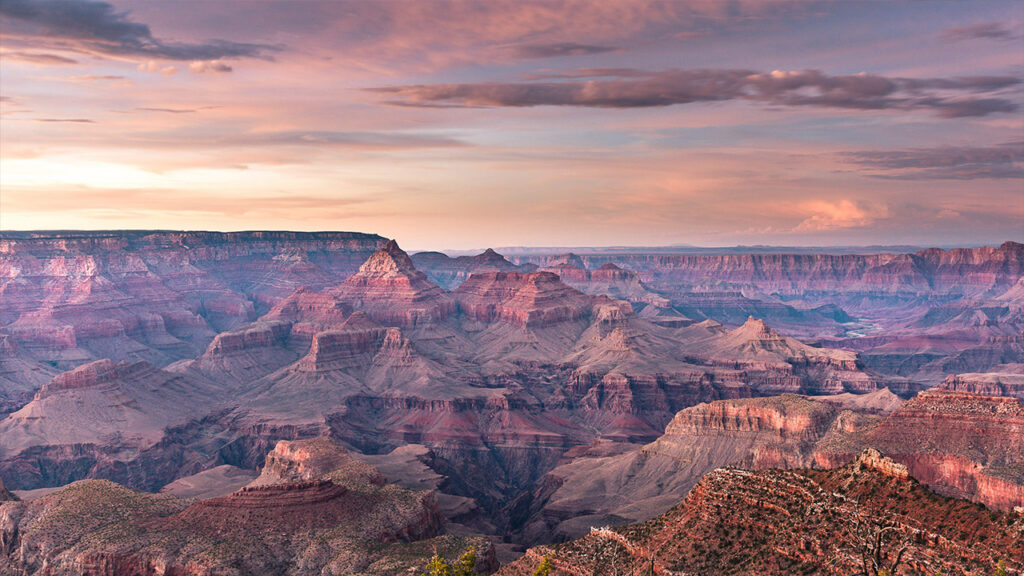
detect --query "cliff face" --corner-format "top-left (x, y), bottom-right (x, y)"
top-left (515, 241), bottom-right (1023, 296)
top-left (331, 240), bottom-right (455, 327)
top-left (454, 271), bottom-right (598, 328)
top-left (500, 452), bottom-right (1024, 576)
top-left (940, 370), bottom-right (1024, 399)
top-left (519, 395), bottom-right (844, 542)
top-left (511, 243), bottom-right (1024, 381)
top-left (412, 248), bottom-right (521, 289)
top-left (0, 437), bottom-right (495, 576)
top-left (540, 262), bottom-right (673, 311)
top-left (3, 234), bottom-right (1021, 560)
top-left (822, 389), bottom-right (1024, 511)
top-left (523, 387), bottom-right (1024, 543)
top-left (0, 239), bottom-right (903, 543)
top-left (0, 231), bottom-right (385, 412)
top-left (0, 478), bottom-right (14, 501)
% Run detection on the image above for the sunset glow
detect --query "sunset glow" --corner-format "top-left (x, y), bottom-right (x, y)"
top-left (1, 0), bottom-right (1021, 248)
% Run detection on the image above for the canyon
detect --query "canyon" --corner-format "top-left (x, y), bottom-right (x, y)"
top-left (498, 451), bottom-right (1024, 576)
top-left (1, 231), bottom-right (1022, 574)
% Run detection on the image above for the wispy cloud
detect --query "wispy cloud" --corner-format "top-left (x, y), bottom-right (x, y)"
top-left (0, 50), bottom-right (78, 65)
top-left (0, 0), bottom-right (280, 61)
top-left (66, 74), bottom-right (124, 82)
top-left (34, 117), bottom-right (95, 123)
top-left (135, 107), bottom-right (199, 114)
top-left (507, 42), bottom-right (618, 59)
top-left (371, 68), bottom-right (1021, 117)
top-left (842, 141), bottom-right (1024, 180)
top-left (941, 22), bottom-right (1019, 42)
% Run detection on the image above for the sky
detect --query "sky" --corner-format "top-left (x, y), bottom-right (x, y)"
top-left (1, 0), bottom-right (1022, 250)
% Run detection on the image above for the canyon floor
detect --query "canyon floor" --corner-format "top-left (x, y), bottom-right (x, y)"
top-left (1, 231), bottom-right (1022, 574)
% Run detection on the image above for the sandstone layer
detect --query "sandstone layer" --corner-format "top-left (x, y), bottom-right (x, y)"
top-left (499, 451), bottom-right (1023, 576)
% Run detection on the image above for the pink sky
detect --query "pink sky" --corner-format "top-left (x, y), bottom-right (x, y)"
top-left (1, 0), bottom-right (1021, 250)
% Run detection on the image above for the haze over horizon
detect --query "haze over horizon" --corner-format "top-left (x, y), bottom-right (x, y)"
top-left (1, 0), bottom-right (1022, 250)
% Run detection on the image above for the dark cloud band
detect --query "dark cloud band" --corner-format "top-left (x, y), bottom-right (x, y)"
top-left (843, 141), bottom-right (1024, 180)
top-left (370, 68), bottom-right (1021, 117)
top-left (0, 0), bottom-right (280, 61)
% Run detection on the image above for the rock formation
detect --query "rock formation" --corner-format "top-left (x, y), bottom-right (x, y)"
top-left (817, 388), bottom-right (1024, 511)
top-left (522, 387), bottom-right (1024, 542)
top-left (940, 369), bottom-right (1024, 399)
top-left (0, 437), bottom-right (493, 575)
top-left (0, 359), bottom-right (226, 489)
top-left (499, 452), bottom-right (1023, 576)
top-left (412, 247), bottom-right (521, 289)
top-left (0, 231), bottom-right (384, 412)
top-left (0, 478), bottom-right (14, 501)
top-left (454, 271), bottom-right (597, 329)
top-left (331, 240), bottom-right (455, 327)
top-left (2, 233), bottom-right (1022, 566)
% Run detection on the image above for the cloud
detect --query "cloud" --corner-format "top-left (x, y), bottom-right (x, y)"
top-left (370, 68), bottom-right (1021, 117)
top-left (0, 0), bottom-right (279, 61)
top-left (189, 60), bottom-right (233, 74)
top-left (842, 141), bottom-right (1024, 180)
top-left (941, 22), bottom-right (1018, 42)
top-left (224, 130), bottom-right (468, 150)
top-left (0, 50), bottom-right (78, 65)
top-left (794, 200), bottom-right (885, 231)
top-left (0, 186), bottom-right (377, 222)
top-left (521, 67), bottom-right (653, 80)
top-left (136, 107), bottom-right (198, 114)
top-left (508, 42), bottom-right (617, 59)
top-left (35, 118), bottom-right (95, 123)
top-left (66, 74), bottom-right (123, 82)
top-left (137, 60), bottom-right (177, 75)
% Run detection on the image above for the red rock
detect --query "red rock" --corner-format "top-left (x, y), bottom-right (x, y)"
top-left (295, 314), bottom-right (389, 373)
top-left (0, 231), bottom-right (384, 401)
top-left (0, 438), bottom-right (486, 576)
top-left (939, 370), bottom-right (1024, 399)
top-left (331, 240), bottom-right (454, 327)
top-left (844, 389), bottom-right (1024, 510)
top-left (499, 452), bottom-right (1023, 576)
top-left (454, 271), bottom-right (596, 328)
top-left (0, 477), bottom-right (14, 501)
top-left (411, 247), bottom-right (520, 289)
top-left (541, 261), bottom-right (674, 313)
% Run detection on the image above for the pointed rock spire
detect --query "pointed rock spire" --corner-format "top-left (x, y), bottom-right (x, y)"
top-left (332, 240), bottom-right (453, 327)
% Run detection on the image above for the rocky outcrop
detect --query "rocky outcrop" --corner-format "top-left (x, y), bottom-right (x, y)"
top-left (173, 320), bottom-right (298, 385)
top-left (542, 262), bottom-right (673, 310)
top-left (295, 314), bottom-right (389, 373)
top-left (940, 370), bottom-right (1024, 399)
top-left (0, 231), bottom-right (384, 401)
top-left (251, 437), bottom-right (386, 487)
top-left (0, 438), bottom-right (485, 576)
top-left (678, 316), bottom-right (888, 395)
top-left (519, 395), bottom-right (841, 542)
top-left (0, 478), bottom-right (14, 501)
top-left (665, 394), bottom-right (838, 442)
top-left (853, 446), bottom-right (910, 479)
top-left (412, 247), bottom-right (521, 289)
top-left (0, 359), bottom-right (225, 473)
top-left (331, 240), bottom-right (454, 327)
top-left (514, 241), bottom-right (1024, 297)
top-left (454, 271), bottom-right (598, 328)
top-left (499, 453), bottom-right (1023, 576)
top-left (815, 389), bottom-right (1024, 511)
